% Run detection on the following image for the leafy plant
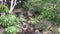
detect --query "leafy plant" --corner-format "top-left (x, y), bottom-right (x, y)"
top-left (0, 4), bottom-right (9, 14)
top-left (39, 24), bottom-right (47, 30)
top-left (4, 26), bottom-right (19, 34)
top-left (0, 14), bottom-right (20, 27)
top-left (20, 18), bottom-right (27, 22)
top-left (57, 28), bottom-right (60, 34)
top-left (41, 9), bottom-right (57, 20)
top-left (23, 0), bottom-right (43, 14)
top-left (28, 19), bottom-right (37, 25)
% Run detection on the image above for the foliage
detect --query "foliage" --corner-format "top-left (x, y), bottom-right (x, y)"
top-left (0, 4), bottom-right (9, 14)
top-left (39, 24), bottom-right (47, 30)
top-left (57, 28), bottom-right (60, 34)
top-left (4, 26), bottom-right (19, 34)
top-left (51, 18), bottom-right (60, 26)
top-left (0, 14), bottom-right (20, 27)
top-left (57, 28), bottom-right (60, 32)
top-left (23, 0), bottom-right (60, 26)
top-left (41, 9), bottom-right (57, 20)
top-left (23, 0), bottom-right (42, 13)
top-left (20, 18), bottom-right (27, 22)
top-left (0, 0), bottom-right (60, 34)
top-left (28, 18), bottom-right (38, 25)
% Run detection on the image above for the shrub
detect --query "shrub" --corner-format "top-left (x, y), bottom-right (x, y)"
top-left (39, 24), bottom-right (47, 30)
top-left (28, 19), bottom-right (38, 25)
top-left (0, 4), bottom-right (9, 14)
top-left (0, 14), bottom-right (20, 27)
top-left (23, 0), bottom-right (42, 14)
top-left (41, 9), bottom-right (57, 20)
top-left (4, 26), bottom-right (19, 34)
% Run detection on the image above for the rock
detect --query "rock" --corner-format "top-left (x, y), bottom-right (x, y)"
top-left (43, 31), bottom-right (52, 34)
top-left (36, 20), bottom-right (52, 30)
top-left (35, 29), bottom-right (42, 34)
top-left (0, 26), bottom-right (4, 34)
